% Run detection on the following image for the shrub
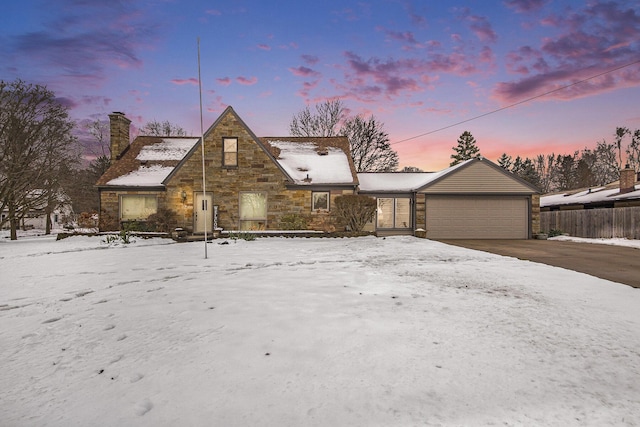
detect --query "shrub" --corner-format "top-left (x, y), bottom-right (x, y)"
top-left (548, 229), bottom-right (564, 237)
top-left (99, 209), bottom-right (119, 231)
top-left (333, 195), bottom-right (376, 232)
top-left (146, 208), bottom-right (177, 232)
top-left (77, 211), bottom-right (98, 229)
top-left (279, 213), bottom-right (308, 230)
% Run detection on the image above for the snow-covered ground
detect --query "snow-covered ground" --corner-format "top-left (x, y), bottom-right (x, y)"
top-left (1, 233), bottom-right (639, 426)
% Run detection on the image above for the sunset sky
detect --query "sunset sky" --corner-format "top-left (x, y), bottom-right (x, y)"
top-left (2, 0), bottom-right (639, 170)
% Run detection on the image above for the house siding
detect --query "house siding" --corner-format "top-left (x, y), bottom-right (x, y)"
top-left (424, 161), bottom-right (536, 194)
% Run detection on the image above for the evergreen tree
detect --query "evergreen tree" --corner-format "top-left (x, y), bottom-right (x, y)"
top-left (450, 131), bottom-right (480, 166)
top-left (497, 153), bottom-right (512, 170)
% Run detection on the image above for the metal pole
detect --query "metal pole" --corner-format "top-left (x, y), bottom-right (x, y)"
top-left (197, 37), bottom-right (208, 259)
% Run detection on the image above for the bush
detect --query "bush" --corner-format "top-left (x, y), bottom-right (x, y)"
top-left (333, 195), bottom-right (376, 232)
top-left (548, 229), bottom-right (564, 237)
top-left (77, 211), bottom-right (98, 229)
top-left (99, 209), bottom-right (119, 231)
top-left (279, 213), bottom-right (308, 230)
top-left (146, 208), bottom-right (177, 232)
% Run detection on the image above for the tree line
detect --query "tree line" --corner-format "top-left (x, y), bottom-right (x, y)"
top-left (497, 127), bottom-right (640, 193)
top-left (450, 127), bottom-right (639, 193)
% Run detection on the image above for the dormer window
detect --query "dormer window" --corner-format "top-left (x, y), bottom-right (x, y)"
top-left (223, 137), bottom-right (238, 167)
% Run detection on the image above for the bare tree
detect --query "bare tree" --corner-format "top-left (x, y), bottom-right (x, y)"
top-left (401, 166), bottom-right (424, 172)
top-left (140, 120), bottom-right (187, 137)
top-left (626, 129), bottom-right (640, 171)
top-left (591, 140), bottom-right (620, 185)
top-left (290, 99), bottom-right (345, 137)
top-left (0, 79), bottom-right (78, 239)
top-left (341, 115), bottom-right (398, 172)
top-left (290, 100), bottom-right (398, 172)
top-left (615, 127), bottom-right (630, 167)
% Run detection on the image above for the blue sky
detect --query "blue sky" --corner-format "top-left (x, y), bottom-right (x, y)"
top-left (2, 0), bottom-right (639, 170)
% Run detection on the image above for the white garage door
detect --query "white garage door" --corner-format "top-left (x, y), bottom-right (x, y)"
top-left (426, 196), bottom-right (528, 239)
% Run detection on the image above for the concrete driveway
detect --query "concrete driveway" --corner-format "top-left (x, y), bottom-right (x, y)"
top-left (437, 239), bottom-right (640, 288)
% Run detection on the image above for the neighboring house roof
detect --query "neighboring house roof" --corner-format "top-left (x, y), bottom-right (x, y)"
top-left (261, 137), bottom-right (358, 186)
top-left (541, 182), bottom-right (640, 208)
top-left (96, 137), bottom-right (200, 188)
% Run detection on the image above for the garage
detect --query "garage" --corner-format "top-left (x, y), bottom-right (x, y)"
top-left (357, 158), bottom-right (540, 239)
top-left (425, 195), bottom-right (529, 239)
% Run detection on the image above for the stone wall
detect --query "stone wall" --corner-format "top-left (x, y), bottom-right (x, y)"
top-left (531, 194), bottom-right (540, 235)
top-left (165, 109), bottom-right (352, 233)
top-left (99, 109), bottom-right (357, 232)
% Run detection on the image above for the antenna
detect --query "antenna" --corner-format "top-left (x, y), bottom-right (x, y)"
top-left (197, 37), bottom-right (208, 259)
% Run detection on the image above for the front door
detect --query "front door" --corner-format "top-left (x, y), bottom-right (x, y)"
top-left (194, 192), bottom-right (213, 233)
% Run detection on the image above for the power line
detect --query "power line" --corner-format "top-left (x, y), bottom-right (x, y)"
top-left (390, 58), bottom-right (640, 146)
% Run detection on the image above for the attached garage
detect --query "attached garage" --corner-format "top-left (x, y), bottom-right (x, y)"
top-left (425, 195), bottom-right (529, 239)
top-left (358, 158), bottom-right (540, 239)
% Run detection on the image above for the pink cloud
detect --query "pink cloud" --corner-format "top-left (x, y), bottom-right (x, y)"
top-left (206, 9), bottom-right (221, 16)
top-left (170, 77), bottom-right (198, 85)
top-left (257, 44), bottom-right (271, 51)
top-left (216, 77), bottom-right (232, 86)
top-left (236, 76), bottom-right (258, 85)
top-left (494, 2), bottom-right (640, 104)
top-left (288, 66), bottom-right (321, 78)
top-left (206, 96), bottom-right (228, 113)
top-left (464, 14), bottom-right (498, 43)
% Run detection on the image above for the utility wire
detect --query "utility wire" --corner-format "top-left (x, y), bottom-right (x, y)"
top-left (390, 58), bottom-right (640, 146)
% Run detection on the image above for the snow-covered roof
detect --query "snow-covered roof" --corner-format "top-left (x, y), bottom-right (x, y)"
top-left (357, 172), bottom-right (441, 192)
top-left (97, 136), bottom-right (200, 188)
top-left (106, 165), bottom-right (176, 187)
top-left (541, 184), bottom-right (640, 207)
top-left (269, 140), bottom-right (353, 185)
top-left (357, 160), bottom-right (470, 192)
top-left (262, 137), bottom-right (357, 186)
top-left (135, 138), bottom-right (199, 161)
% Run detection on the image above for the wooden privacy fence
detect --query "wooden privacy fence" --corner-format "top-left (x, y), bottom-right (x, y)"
top-left (540, 207), bottom-right (640, 239)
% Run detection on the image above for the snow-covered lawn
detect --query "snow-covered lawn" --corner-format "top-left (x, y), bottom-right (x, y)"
top-left (1, 234), bottom-right (639, 426)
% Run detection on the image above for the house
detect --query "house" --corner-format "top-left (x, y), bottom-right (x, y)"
top-left (359, 160), bottom-right (540, 239)
top-left (96, 107), bottom-right (358, 233)
top-left (1, 191), bottom-right (73, 231)
top-left (539, 168), bottom-right (640, 239)
top-left (97, 107), bottom-right (540, 239)
top-left (541, 167), bottom-right (640, 211)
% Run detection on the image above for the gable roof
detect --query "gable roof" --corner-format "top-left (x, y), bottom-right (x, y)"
top-left (417, 158), bottom-right (540, 193)
top-left (359, 158), bottom-right (538, 194)
top-left (96, 137), bottom-right (200, 188)
top-left (261, 137), bottom-right (358, 186)
top-left (96, 107), bottom-right (358, 190)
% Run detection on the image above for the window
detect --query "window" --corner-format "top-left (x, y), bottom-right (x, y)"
top-left (376, 197), bottom-right (411, 229)
top-left (120, 195), bottom-right (158, 221)
top-left (239, 192), bottom-right (267, 230)
top-left (312, 192), bottom-right (329, 211)
top-left (223, 137), bottom-right (238, 167)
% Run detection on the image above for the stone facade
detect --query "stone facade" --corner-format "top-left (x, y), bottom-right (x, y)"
top-left (99, 108), bottom-right (355, 233)
top-left (531, 194), bottom-right (541, 235)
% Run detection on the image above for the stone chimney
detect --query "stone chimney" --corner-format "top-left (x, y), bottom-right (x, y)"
top-left (619, 166), bottom-right (636, 194)
top-left (108, 112), bottom-right (131, 162)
